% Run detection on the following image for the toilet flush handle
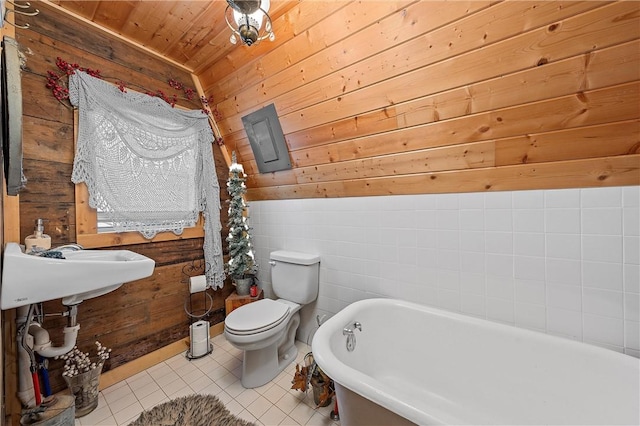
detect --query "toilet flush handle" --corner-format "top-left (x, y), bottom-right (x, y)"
top-left (269, 261), bottom-right (276, 266)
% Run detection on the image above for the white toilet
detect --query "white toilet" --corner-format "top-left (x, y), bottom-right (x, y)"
top-left (224, 250), bottom-right (320, 388)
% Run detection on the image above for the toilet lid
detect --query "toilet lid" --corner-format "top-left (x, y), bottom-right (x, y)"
top-left (225, 299), bottom-right (290, 334)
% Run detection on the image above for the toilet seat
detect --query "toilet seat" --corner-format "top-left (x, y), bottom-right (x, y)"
top-left (225, 299), bottom-right (290, 335)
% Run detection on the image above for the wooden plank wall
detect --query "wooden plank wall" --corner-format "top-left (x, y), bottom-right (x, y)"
top-left (199, 1), bottom-right (640, 200)
top-left (2, 3), bottom-right (233, 418)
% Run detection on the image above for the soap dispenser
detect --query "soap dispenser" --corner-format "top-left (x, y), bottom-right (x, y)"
top-left (24, 219), bottom-right (51, 253)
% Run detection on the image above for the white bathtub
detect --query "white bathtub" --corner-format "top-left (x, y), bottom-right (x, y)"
top-left (312, 298), bottom-right (640, 426)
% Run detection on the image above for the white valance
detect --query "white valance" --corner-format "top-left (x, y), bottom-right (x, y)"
top-left (69, 71), bottom-right (224, 289)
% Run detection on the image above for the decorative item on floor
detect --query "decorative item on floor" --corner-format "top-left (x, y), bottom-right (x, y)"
top-left (128, 394), bottom-right (255, 426)
top-left (226, 151), bottom-right (258, 296)
top-left (291, 315), bottom-right (334, 407)
top-left (58, 342), bottom-right (110, 418)
top-left (291, 352), bottom-right (334, 408)
top-left (19, 395), bottom-right (75, 426)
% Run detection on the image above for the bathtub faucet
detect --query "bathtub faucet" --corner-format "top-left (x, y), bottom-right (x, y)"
top-left (343, 321), bottom-right (362, 352)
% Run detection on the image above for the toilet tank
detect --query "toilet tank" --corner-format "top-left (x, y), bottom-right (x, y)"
top-left (270, 251), bottom-right (320, 304)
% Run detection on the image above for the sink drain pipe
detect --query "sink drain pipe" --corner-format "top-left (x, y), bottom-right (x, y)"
top-left (28, 305), bottom-right (80, 358)
top-left (16, 304), bottom-right (80, 407)
top-left (17, 305), bottom-right (38, 407)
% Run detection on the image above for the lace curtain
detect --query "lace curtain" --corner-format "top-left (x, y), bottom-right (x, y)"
top-left (69, 71), bottom-right (224, 289)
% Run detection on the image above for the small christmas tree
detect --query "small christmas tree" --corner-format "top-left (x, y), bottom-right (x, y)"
top-left (226, 152), bottom-right (257, 279)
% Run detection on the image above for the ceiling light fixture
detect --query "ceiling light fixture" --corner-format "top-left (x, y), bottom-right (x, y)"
top-left (225, 0), bottom-right (275, 47)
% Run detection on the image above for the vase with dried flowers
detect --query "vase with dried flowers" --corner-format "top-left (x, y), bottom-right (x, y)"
top-left (57, 341), bottom-right (111, 417)
top-left (291, 352), bottom-right (334, 408)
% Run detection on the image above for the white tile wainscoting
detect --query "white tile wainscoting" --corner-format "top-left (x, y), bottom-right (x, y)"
top-left (248, 186), bottom-right (640, 357)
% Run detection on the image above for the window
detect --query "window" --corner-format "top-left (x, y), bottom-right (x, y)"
top-left (73, 111), bottom-right (204, 249)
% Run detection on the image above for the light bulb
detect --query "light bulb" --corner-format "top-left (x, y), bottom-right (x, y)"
top-left (234, 5), bottom-right (265, 31)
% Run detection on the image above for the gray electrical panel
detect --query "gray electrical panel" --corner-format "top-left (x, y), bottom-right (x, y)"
top-left (242, 103), bottom-right (291, 173)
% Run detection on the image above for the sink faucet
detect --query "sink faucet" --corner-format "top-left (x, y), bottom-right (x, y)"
top-left (32, 243), bottom-right (84, 258)
top-left (53, 243), bottom-right (84, 252)
top-left (343, 321), bottom-right (362, 352)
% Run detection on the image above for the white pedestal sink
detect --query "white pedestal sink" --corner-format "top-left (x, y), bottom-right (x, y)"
top-left (1, 242), bottom-right (155, 309)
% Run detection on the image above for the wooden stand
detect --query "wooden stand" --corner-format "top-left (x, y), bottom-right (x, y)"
top-left (225, 289), bottom-right (264, 316)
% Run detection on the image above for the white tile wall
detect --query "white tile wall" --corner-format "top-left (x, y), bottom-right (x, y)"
top-left (248, 186), bottom-right (640, 357)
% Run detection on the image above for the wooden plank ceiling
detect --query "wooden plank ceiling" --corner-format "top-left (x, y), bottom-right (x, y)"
top-left (47, 0), bottom-right (299, 74)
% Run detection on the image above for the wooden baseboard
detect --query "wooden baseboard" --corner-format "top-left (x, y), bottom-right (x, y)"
top-left (98, 322), bottom-right (225, 390)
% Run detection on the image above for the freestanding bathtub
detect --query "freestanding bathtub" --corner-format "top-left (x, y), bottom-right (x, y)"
top-left (312, 298), bottom-right (640, 426)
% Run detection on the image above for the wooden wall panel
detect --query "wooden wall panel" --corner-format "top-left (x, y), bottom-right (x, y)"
top-left (201, 1), bottom-right (640, 201)
top-left (32, 2), bottom-right (198, 89)
top-left (248, 155), bottom-right (639, 200)
top-left (228, 37), bottom-right (639, 167)
top-left (245, 81), bottom-right (639, 190)
top-left (6, 3), bottom-right (233, 413)
top-left (494, 120), bottom-right (640, 166)
top-left (215, 1), bottom-right (618, 135)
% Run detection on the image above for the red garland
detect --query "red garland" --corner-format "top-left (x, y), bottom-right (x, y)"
top-left (46, 57), bottom-right (219, 118)
top-left (46, 58), bottom-right (101, 102)
top-left (46, 57), bottom-right (225, 145)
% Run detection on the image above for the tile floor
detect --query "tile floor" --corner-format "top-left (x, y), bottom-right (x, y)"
top-left (74, 334), bottom-right (339, 426)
